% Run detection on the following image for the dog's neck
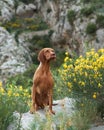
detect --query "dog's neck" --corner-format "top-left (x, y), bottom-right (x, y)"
top-left (38, 61), bottom-right (51, 73)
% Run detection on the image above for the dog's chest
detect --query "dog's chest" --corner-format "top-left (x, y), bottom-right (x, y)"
top-left (34, 70), bottom-right (54, 88)
top-left (42, 72), bottom-right (54, 87)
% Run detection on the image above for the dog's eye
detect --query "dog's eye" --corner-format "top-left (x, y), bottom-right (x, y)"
top-left (45, 50), bottom-right (49, 53)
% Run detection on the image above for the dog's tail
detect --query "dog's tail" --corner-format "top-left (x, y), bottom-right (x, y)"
top-left (52, 103), bottom-right (58, 106)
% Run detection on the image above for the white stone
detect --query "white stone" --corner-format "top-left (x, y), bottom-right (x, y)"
top-left (16, 4), bottom-right (26, 15)
top-left (96, 29), bottom-right (104, 44)
top-left (28, 4), bottom-right (37, 10)
top-left (7, 97), bottom-right (75, 130)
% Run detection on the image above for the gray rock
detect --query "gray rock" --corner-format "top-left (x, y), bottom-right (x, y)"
top-left (0, 27), bottom-right (32, 82)
top-left (90, 125), bottom-right (104, 130)
top-left (96, 29), bottom-right (104, 45)
top-left (16, 4), bottom-right (26, 15)
top-left (7, 97), bottom-right (75, 130)
top-left (0, 0), bottom-right (14, 21)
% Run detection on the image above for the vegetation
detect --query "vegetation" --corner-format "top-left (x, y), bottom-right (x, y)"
top-left (18, 0), bottom-right (35, 4)
top-left (1, 16), bottom-right (49, 33)
top-left (71, 98), bottom-right (97, 130)
top-left (6, 64), bottom-right (36, 89)
top-left (30, 112), bottom-right (72, 130)
top-left (86, 23), bottom-right (97, 35)
top-left (60, 48), bottom-right (104, 117)
top-left (96, 15), bottom-right (104, 28)
top-left (28, 35), bottom-right (52, 64)
top-left (80, 6), bottom-right (94, 16)
top-left (81, 0), bottom-right (90, 3)
top-left (81, 0), bottom-right (104, 14)
top-left (67, 10), bottom-right (76, 25)
top-left (0, 82), bottom-right (31, 130)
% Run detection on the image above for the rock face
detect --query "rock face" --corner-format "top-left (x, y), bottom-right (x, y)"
top-left (16, 0), bottom-right (104, 54)
top-left (7, 97), bottom-right (74, 130)
top-left (0, 0), bottom-right (14, 21)
top-left (0, 27), bottom-right (32, 83)
top-left (39, 0), bottom-right (104, 54)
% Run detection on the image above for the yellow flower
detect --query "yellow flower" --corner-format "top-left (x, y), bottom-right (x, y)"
top-left (68, 65), bottom-right (73, 69)
top-left (0, 87), bottom-right (5, 93)
top-left (84, 72), bottom-right (88, 77)
top-left (79, 55), bottom-right (82, 59)
top-left (92, 93), bottom-right (97, 99)
top-left (8, 90), bottom-right (12, 97)
top-left (98, 48), bottom-right (104, 53)
top-left (74, 78), bottom-right (76, 82)
top-left (81, 103), bottom-right (84, 107)
top-left (68, 89), bottom-right (71, 92)
top-left (15, 93), bottom-right (19, 97)
top-left (28, 95), bottom-right (31, 98)
top-left (65, 52), bottom-right (69, 56)
top-left (63, 63), bottom-right (67, 69)
top-left (64, 56), bottom-right (69, 62)
top-left (19, 86), bottom-right (23, 91)
top-left (24, 92), bottom-right (29, 96)
top-left (25, 89), bottom-right (28, 92)
top-left (10, 84), bottom-right (13, 88)
top-left (0, 81), bottom-right (2, 87)
top-left (68, 82), bottom-right (72, 88)
top-left (98, 83), bottom-right (102, 88)
top-left (57, 89), bottom-right (61, 92)
top-left (79, 81), bottom-right (85, 86)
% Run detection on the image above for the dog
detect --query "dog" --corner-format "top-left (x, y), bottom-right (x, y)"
top-left (30, 48), bottom-right (56, 114)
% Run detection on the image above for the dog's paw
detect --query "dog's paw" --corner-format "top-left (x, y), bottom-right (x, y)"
top-left (49, 110), bottom-right (55, 115)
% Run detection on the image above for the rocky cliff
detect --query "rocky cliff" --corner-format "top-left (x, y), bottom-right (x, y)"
top-left (0, 0), bottom-right (104, 82)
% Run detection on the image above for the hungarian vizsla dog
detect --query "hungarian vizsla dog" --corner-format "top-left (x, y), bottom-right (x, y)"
top-left (30, 48), bottom-right (56, 114)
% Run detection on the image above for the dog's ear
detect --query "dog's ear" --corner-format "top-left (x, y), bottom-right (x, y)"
top-left (38, 49), bottom-right (45, 63)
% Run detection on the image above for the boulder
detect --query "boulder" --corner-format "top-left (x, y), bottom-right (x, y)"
top-left (16, 3), bottom-right (37, 17)
top-left (7, 97), bottom-right (74, 130)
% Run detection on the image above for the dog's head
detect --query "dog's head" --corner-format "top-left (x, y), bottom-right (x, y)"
top-left (38, 48), bottom-right (56, 63)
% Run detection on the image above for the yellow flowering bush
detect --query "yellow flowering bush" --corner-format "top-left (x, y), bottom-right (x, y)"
top-left (1, 16), bottom-right (49, 33)
top-left (60, 48), bottom-right (104, 100)
top-left (0, 82), bottom-right (31, 129)
top-left (59, 48), bottom-right (104, 119)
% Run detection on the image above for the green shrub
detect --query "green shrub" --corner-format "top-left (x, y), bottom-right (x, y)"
top-left (67, 10), bottom-right (76, 25)
top-left (86, 23), bottom-right (97, 35)
top-left (96, 15), bottom-right (104, 28)
top-left (80, 6), bottom-right (94, 16)
top-left (81, 0), bottom-right (90, 3)
top-left (7, 64), bottom-right (37, 89)
top-left (71, 98), bottom-right (97, 130)
top-left (1, 17), bottom-right (49, 33)
top-left (0, 82), bottom-right (31, 130)
top-left (53, 69), bottom-right (69, 100)
top-left (47, 8), bottom-right (52, 13)
top-left (29, 35), bottom-right (51, 48)
top-left (30, 112), bottom-right (72, 130)
top-left (19, 0), bottom-right (35, 4)
top-left (28, 35), bottom-right (52, 63)
top-left (60, 48), bottom-right (104, 117)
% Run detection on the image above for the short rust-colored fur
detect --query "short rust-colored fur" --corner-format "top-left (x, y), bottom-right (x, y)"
top-left (30, 48), bottom-right (56, 114)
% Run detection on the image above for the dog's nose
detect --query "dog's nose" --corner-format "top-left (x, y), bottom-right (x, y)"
top-left (52, 52), bottom-right (55, 55)
top-left (52, 52), bottom-right (56, 58)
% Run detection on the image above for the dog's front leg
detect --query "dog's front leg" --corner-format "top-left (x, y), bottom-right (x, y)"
top-left (30, 85), bottom-right (38, 114)
top-left (48, 89), bottom-right (55, 115)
